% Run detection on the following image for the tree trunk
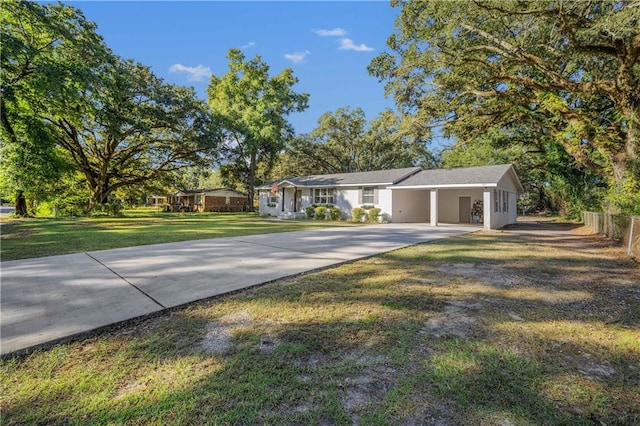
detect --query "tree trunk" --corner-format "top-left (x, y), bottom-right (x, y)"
top-left (247, 150), bottom-right (256, 212)
top-left (14, 190), bottom-right (28, 216)
top-left (89, 184), bottom-right (110, 212)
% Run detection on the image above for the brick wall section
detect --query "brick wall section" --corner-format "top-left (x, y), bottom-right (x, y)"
top-left (205, 196), bottom-right (227, 208)
top-left (229, 197), bottom-right (247, 206)
top-left (202, 195), bottom-right (249, 212)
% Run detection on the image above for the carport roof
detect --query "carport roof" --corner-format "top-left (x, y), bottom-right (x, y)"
top-left (389, 164), bottom-right (524, 192)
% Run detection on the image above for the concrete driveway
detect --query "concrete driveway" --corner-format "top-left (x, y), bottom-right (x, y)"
top-left (1, 223), bottom-right (475, 355)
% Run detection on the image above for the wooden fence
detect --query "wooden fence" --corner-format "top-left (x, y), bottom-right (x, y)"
top-left (582, 212), bottom-right (640, 258)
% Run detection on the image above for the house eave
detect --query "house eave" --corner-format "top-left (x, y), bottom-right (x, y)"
top-left (259, 181), bottom-right (397, 189)
top-left (388, 183), bottom-right (499, 190)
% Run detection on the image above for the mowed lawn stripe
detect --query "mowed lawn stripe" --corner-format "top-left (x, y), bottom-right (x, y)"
top-left (0, 212), bottom-right (355, 261)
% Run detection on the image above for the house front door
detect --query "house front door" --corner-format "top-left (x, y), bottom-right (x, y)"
top-left (459, 196), bottom-right (471, 223)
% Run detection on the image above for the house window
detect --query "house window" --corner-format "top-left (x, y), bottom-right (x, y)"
top-left (313, 188), bottom-right (335, 204)
top-left (504, 192), bottom-right (509, 212)
top-left (494, 189), bottom-right (499, 212)
top-left (267, 194), bottom-right (277, 207)
top-left (362, 187), bottom-right (374, 205)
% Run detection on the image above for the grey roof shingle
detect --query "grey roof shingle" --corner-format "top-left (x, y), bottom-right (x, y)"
top-left (258, 164), bottom-right (523, 192)
top-left (390, 164), bottom-right (522, 190)
top-left (259, 167), bottom-right (422, 188)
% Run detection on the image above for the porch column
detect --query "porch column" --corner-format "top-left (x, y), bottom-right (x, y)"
top-left (281, 187), bottom-right (285, 212)
top-left (293, 187), bottom-right (297, 212)
top-left (483, 190), bottom-right (491, 230)
top-left (430, 189), bottom-right (438, 226)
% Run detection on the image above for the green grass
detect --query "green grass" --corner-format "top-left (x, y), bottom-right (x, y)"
top-left (0, 211), bottom-right (354, 261)
top-left (1, 226), bottom-right (639, 424)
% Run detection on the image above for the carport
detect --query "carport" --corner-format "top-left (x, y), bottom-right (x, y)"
top-left (390, 187), bottom-right (486, 226)
top-left (387, 164), bottom-right (524, 230)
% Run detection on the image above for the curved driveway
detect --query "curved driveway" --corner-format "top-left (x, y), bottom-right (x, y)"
top-left (1, 223), bottom-right (474, 355)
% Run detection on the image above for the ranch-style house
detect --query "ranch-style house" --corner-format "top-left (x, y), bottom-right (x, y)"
top-left (257, 164), bottom-right (524, 230)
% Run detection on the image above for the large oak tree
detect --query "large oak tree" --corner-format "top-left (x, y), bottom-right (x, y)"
top-left (1, 1), bottom-right (220, 211)
top-left (369, 0), bottom-right (639, 213)
top-left (1, 1), bottom-right (105, 210)
top-left (207, 49), bottom-right (308, 209)
top-left (54, 60), bottom-right (219, 208)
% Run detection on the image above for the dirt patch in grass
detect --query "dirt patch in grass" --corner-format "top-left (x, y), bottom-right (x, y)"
top-left (437, 263), bottom-right (524, 287)
top-left (199, 311), bottom-right (254, 355)
top-left (2, 221), bottom-right (638, 425)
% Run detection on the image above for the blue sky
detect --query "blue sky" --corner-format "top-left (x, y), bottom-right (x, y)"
top-left (66, 1), bottom-right (400, 135)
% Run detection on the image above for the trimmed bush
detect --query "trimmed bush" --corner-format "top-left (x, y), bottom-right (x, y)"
top-left (351, 207), bottom-right (365, 223)
top-left (314, 206), bottom-right (327, 220)
top-left (329, 207), bottom-right (342, 221)
top-left (305, 206), bottom-right (315, 219)
top-left (368, 207), bottom-right (381, 223)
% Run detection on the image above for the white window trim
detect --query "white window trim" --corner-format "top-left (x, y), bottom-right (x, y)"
top-left (362, 187), bottom-right (374, 205)
top-left (313, 188), bottom-right (335, 205)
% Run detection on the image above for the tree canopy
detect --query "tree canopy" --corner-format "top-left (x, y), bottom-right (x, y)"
top-left (207, 49), bottom-right (309, 209)
top-left (369, 0), bottom-right (640, 213)
top-left (274, 107), bottom-right (434, 178)
top-left (1, 1), bottom-right (219, 212)
top-left (1, 0), bottom-right (105, 208)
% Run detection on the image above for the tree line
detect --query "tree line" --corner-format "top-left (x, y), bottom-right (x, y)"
top-left (2, 1), bottom-right (638, 217)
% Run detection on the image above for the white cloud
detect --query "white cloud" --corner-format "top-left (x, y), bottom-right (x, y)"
top-left (240, 41), bottom-right (256, 50)
top-left (284, 50), bottom-right (311, 64)
top-left (168, 63), bottom-right (212, 82)
top-left (312, 27), bottom-right (347, 37)
top-left (338, 38), bottom-right (374, 52)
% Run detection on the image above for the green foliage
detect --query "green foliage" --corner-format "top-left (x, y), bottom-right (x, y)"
top-left (305, 206), bottom-right (315, 219)
top-left (314, 206), bottom-right (327, 220)
top-left (0, 1), bottom-right (104, 209)
top-left (54, 60), bottom-right (219, 209)
top-left (91, 199), bottom-right (123, 217)
top-left (208, 49), bottom-right (308, 209)
top-left (605, 174), bottom-right (640, 215)
top-left (368, 207), bottom-right (381, 223)
top-left (274, 107), bottom-right (435, 177)
top-left (1, 1), bottom-right (220, 213)
top-left (370, 0), bottom-right (640, 214)
top-left (329, 207), bottom-right (342, 221)
top-left (351, 207), bottom-right (365, 223)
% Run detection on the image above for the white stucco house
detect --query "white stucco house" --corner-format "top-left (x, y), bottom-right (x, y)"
top-left (257, 164), bottom-right (524, 230)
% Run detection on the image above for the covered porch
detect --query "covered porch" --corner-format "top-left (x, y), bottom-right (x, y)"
top-left (261, 182), bottom-right (306, 219)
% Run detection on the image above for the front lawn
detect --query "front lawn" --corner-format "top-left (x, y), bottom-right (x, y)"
top-left (1, 225), bottom-right (638, 424)
top-left (0, 211), bottom-right (353, 261)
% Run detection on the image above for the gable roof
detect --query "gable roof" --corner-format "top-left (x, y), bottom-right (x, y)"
top-left (258, 167), bottom-right (422, 189)
top-left (389, 164), bottom-right (524, 192)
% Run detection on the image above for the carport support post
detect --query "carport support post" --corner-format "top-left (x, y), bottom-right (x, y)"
top-left (483, 190), bottom-right (491, 230)
top-left (430, 189), bottom-right (438, 226)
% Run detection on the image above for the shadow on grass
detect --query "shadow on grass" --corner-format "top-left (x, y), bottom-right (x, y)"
top-left (2, 222), bottom-right (639, 424)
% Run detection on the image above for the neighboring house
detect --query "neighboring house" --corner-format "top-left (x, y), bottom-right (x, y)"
top-left (257, 164), bottom-right (524, 230)
top-left (166, 188), bottom-right (249, 212)
top-left (146, 195), bottom-right (168, 206)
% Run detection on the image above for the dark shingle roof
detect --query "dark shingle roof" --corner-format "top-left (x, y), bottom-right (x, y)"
top-left (258, 164), bottom-right (523, 192)
top-left (259, 167), bottom-right (422, 188)
top-left (390, 164), bottom-right (523, 191)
